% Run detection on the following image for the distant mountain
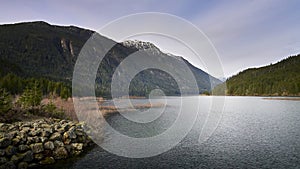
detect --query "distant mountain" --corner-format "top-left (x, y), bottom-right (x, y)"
top-left (213, 54), bottom-right (300, 96)
top-left (0, 21), bottom-right (222, 97)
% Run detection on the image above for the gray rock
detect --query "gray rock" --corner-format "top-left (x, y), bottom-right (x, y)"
top-left (10, 155), bottom-right (22, 164)
top-left (53, 147), bottom-right (68, 159)
top-left (57, 128), bottom-right (65, 134)
top-left (40, 137), bottom-right (48, 143)
top-left (61, 123), bottom-right (70, 131)
top-left (17, 162), bottom-right (28, 169)
top-left (11, 138), bottom-right (20, 146)
top-left (0, 138), bottom-right (11, 148)
top-left (54, 125), bottom-right (60, 131)
top-left (30, 143), bottom-right (44, 154)
top-left (26, 137), bottom-right (34, 145)
top-left (40, 123), bottom-right (51, 128)
top-left (0, 149), bottom-right (5, 156)
top-left (54, 140), bottom-right (64, 147)
top-left (32, 136), bottom-right (39, 143)
top-left (63, 128), bottom-right (77, 140)
top-left (27, 163), bottom-right (38, 168)
top-left (43, 127), bottom-right (53, 134)
top-left (21, 151), bottom-right (33, 162)
top-left (18, 145), bottom-right (29, 152)
top-left (28, 128), bottom-right (42, 137)
top-left (39, 157), bottom-right (55, 165)
top-left (32, 123), bottom-right (39, 129)
top-left (77, 136), bottom-right (86, 143)
top-left (75, 129), bottom-right (84, 136)
top-left (20, 127), bottom-right (30, 133)
top-left (49, 132), bottom-right (62, 141)
top-left (34, 153), bottom-right (43, 160)
top-left (44, 141), bottom-right (54, 150)
top-left (71, 143), bottom-right (83, 151)
top-left (21, 123), bottom-right (31, 128)
top-left (5, 146), bottom-right (17, 156)
top-left (14, 136), bottom-right (24, 145)
top-left (72, 150), bottom-right (82, 156)
top-left (0, 161), bottom-right (16, 169)
top-left (63, 139), bottom-right (71, 145)
top-left (19, 132), bottom-right (27, 142)
top-left (0, 123), bottom-right (9, 132)
top-left (64, 145), bottom-right (72, 153)
top-left (41, 131), bottom-right (50, 137)
top-left (6, 131), bottom-right (18, 139)
top-left (0, 157), bottom-right (7, 164)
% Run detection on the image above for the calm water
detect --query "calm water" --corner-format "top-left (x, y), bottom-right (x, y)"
top-left (52, 96), bottom-right (300, 169)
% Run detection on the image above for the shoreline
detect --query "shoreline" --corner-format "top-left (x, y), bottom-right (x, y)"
top-left (262, 97), bottom-right (300, 101)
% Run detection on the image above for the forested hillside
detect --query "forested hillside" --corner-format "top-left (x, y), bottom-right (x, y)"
top-left (0, 21), bottom-right (221, 97)
top-left (214, 54), bottom-right (300, 96)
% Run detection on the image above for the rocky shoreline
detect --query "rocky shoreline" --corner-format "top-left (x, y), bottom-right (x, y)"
top-left (0, 118), bottom-right (94, 169)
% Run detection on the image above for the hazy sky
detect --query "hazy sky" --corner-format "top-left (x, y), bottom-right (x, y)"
top-left (1, 0), bottom-right (300, 77)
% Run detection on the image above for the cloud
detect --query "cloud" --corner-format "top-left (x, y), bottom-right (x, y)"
top-left (189, 0), bottom-right (300, 77)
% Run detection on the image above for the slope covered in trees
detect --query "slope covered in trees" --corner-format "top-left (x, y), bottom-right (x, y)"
top-left (214, 54), bottom-right (300, 96)
top-left (0, 21), bottom-right (221, 97)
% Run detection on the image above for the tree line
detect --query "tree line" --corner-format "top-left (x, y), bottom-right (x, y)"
top-left (0, 73), bottom-right (71, 99)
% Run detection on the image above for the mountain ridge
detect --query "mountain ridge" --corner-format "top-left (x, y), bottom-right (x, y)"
top-left (0, 21), bottom-right (222, 97)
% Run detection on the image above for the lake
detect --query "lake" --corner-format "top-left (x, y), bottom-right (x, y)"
top-left (50, 96), bottom-right (300, 169)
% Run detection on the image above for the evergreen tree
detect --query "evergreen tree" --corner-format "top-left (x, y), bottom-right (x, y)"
top-left (0, 88), bottom-right (12, 114)
top-left (18, 81), bottom-right (42, 109)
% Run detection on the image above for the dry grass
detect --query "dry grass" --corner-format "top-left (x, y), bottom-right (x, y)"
top-left (42, 97), bottom-right (165, 120)
top-left (100, 103), bottom-right (165, 116)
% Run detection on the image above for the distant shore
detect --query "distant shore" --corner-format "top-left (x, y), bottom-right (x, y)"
top-left (263, 97), bottom-right (300, 101)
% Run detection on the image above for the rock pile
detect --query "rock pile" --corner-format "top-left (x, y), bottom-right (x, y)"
top-left (0, 119), bottom-right (93, 169)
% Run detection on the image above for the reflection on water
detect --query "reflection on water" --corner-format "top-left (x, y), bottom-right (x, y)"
top-left (51, 96), bottom-right (300, 169)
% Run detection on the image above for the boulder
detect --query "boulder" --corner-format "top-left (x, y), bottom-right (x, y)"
top-left (20, 127), bottom-right (30, 134)
top-left (53, 147), bottom-right (68, 159)
top-left (44, 141), bottom-right (54, 150)
top-left (34, 153), bottom-right (43, 160)
top-left (26, 137), bottom-right (34, 145)
top-left (10, 155), bottom-right (22, 164)
top-left (21, 151), bottom-right (33, 162)
top-left (43, 128), bottom-right (53, 134)
top-left (32, 136), bottom-right (40, 143)
top-left (49, 132), bottom-right (62, 141)
top-left (30, 143), bottom-right (44, 154)
top-left (0, 161), bottom-right (16, 169)
top-left (0, 149), bottom-right (5, 156)
top-left (71, 143), bottom-right (83, 151)
top-left (0, 138), bottom-right (11, 148)
top-left (17, 162), bottom-right (28, 169)
top-left (28, 128), bottom-right (42, 137)
top-left (0, 157), bottom-right (7, 164)
top-left (41, 131), bottom-right (50, 137)
top-left (40, 137), bottom-right (48, 143)
top-left (11, 138), bottom-right (20, 146)
top-left (54, 141), bottom-right (64, 147)
top-left (5, 146), bottom-right (17, 156)
top-left (18, 145), bottom-right (29, 152)
top-left (39, 157), bottom-right (55, 165)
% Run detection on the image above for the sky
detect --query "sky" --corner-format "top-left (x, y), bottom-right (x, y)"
top-left (1, 0), bottom-right (300, 78)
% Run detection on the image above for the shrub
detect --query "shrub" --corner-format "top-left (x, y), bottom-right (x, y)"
top-left (43, 102), bottom-right (65, 119)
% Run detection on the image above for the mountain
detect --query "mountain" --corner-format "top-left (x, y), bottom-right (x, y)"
top-left (0, 21), bottom-right (221, 97)
top-left (213, 54), bottom-right (300, 96)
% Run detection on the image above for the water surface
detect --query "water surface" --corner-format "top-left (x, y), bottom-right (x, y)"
top-left (51, 96), bottom-right (300, 169)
